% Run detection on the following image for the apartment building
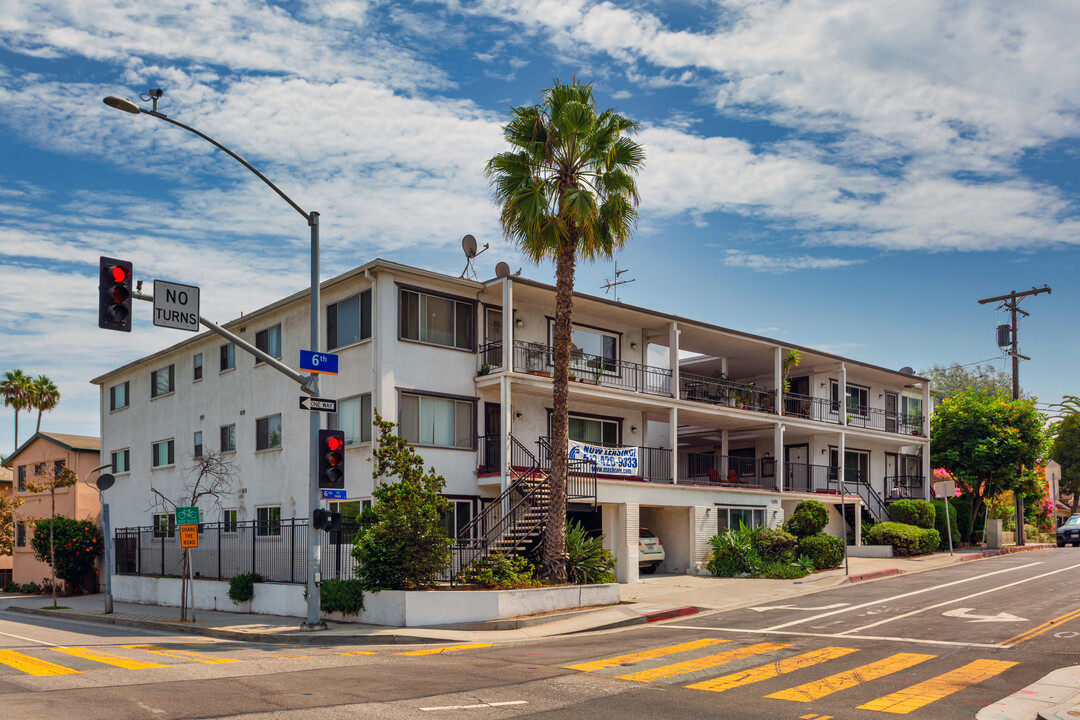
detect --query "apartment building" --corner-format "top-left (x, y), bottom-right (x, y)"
top-left (94, 258), bottom-right (929, 591)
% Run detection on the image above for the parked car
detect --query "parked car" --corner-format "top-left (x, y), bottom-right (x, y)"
top-left (1057, 515), bottom-right (1080, 547)
top-left (639, 528), bottom-right (665, 573)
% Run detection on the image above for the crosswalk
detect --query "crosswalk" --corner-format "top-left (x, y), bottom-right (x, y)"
top-left (563, 638), bottom-right (1019, 715)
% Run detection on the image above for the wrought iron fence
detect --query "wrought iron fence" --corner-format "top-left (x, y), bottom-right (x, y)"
top-left (512, 341), bottom-right (672, 397)
top-left (679, 453), bottom-right (778, 490)
top-left (884, 474), bottom-right (925, 500)
top-left (114, 518), bottom-right (364, 584)
top-left (781, 392), bottom-right (836, 423)
top-left (679, 372), bottom-right (777, 414)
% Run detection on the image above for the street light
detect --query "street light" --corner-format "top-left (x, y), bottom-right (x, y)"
top-left (103, 90), bottom-right (327, 630)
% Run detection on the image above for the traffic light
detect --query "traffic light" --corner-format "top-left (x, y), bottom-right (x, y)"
top-left (318, 429), bottom-right (345, 489)
top-left (312, 508), bottom-right (342, 532)
top-left (98, 256), bottom-right (133, 332)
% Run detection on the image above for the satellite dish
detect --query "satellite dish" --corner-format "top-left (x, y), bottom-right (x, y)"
top-left (462, 234), bottom-right (478, 258)
top-left (96, 473), bottom-right (116, 491)
top-left (899, 366), bottom-right (914, 375)
top-left (495, 262), bottom-right (511, 278)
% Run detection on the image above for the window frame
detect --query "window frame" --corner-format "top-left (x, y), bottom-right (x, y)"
top-left (16, 521), bottom-right (26, 547)
top-left (398, 285), bottom-right (476, 352)
top-left (256, 414), bottom-right (283, 451)
top-left (547, 409), bottom-right (622, 446)
top-left (831, 380), bottom-right (870, 416)
top-left (153, 513), bottom-right (176, 539)
top-left (109, 381), bottom-right (130, 411)
top-left (222, 508), bottom-right (238, 534)
top-left (111, 449), bottom-right (130, 474)
top-left (151, 438), bottom-right (175, 468)
top-left (398, 390), bottom-right (476, 450)
top-left (17, 465), bottom-right (26, 491)
top-left (193, 431), bottom-right (203, 460)
top-left (716, 505), bottom-right (766, 533)
top-left (220, 343), bottom-right (236, 372)
top-left (150, 364), bottom-right (175, 399)
top-left (327, 290), bottom-right (372, 351)
top-left (220, 424), bottom-right (236, 453)
top-left (548, 320), bottom-right (622, 376)
top-left (329, 393), bottom-right (373, 446)
top-left (255, 324), bottom-right (282, 364)
top-left (256, 506), bottom-right (282, 538)
top-left (193, 352), bottom-right (203, 382)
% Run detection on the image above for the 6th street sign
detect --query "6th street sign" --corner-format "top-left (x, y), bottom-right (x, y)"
top-left (153, 280), bottom-right (200, 332)
top-left (299, 397), bottom-right (337, 413)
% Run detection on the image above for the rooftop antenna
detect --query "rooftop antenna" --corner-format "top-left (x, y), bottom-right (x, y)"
top-left (460, 234), bottom-right (489, 280)
top-left (601, 260), bottom-right (635, 302)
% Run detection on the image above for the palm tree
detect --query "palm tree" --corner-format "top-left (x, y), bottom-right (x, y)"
top-left (31, 375), bottom-right (60, 433)
top-left (0, 369), bottom-right (33, 451)
top-left (486, 80), bottom-right (644, 582)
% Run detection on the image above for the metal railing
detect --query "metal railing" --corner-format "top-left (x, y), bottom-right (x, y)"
top-left (478, 341), bottom-right (503, 371)
top-left (476, 434), bottom-right (501, 475)
top-left (537, 437), bottom-right (602, 498)
top-left (679, 453), bottom-right (778, 490)
top-left (114, 518), bottom-right (364, 584)
top-left (833, 403), bottom-right (924, 436)
top-left (679, 372), bottom-right (777, 414)
top-left (781, 392), bottom-right (836, 423)
top-left (538, 436), bottom-right (670, 484)
top-left (511, 340), bottom-right (672, 397)
top-left (884, 475), bottom-right (925, 501)
top-left (784, 462), bottom-right (839, 494)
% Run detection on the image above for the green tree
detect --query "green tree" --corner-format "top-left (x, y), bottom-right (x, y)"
top-left (930, 389), bottom-right (1047, 540)
top-left (920, 362), bottom-right (1017, 402)
top-left (1, 369), bottom-right (33, 452)
top-left (0, 490), bottom-right (23, 557)
top-left (351, 411), bottom-right (453, 591)
top-left (30, 375), bottom-right (60, 434)
top-left (29, 516), bottom-right (103, 593)
top-left (25, 461), bottom-right (79, 606)
top-left (1051, 414), bottom-right (1080, 515)
top-left (485, 80), bottom-right (644, 582)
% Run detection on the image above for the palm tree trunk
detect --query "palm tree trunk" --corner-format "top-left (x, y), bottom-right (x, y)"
top-left (543, 241), bottom-right (576, 583)
top-left (36, 409), bottom-right (42, 434)
top-left (12, 409), bottom-right (18, 451)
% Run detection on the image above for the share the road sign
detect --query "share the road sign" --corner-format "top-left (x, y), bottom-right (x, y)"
top-left (300, 350), bottom-right (339, 375)
top-left (299, 397), bottom-right (337, 413)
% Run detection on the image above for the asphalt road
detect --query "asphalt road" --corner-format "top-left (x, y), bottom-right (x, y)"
top-left (2, 550), bottom-right (1079, 719)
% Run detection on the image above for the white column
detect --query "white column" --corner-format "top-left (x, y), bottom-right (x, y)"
top-left (668, 321), bottom-right (680, 398)
top-left (922, 381), bottom-right (931, 501)
top-left (670, 406), bottom-right (679, 485)
top-left (690, 506), bottom-right (713, 575)
top-left (614, 502), bottom-right (640, 583)
top-left (775, 424), bottom-right (785, 492)
top-left (502, 277), bottom-right (512, 371)
top-left (501, 375), bottom-right (512, 492)
top-left (720, 429), bottom-right (729, 459)
top-left (774, 346), bottom-right (784, 416)
top-left (839, 363), bottom-right (847, 427)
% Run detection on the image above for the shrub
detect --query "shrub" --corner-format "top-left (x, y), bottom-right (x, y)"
top-left (866, 522), bottom-right (940, 556)
top-left (30, 516), bottom-right (104, 592)
top-left (4, 581), bottom-right (18, 593)
top-left (565, 522), bottom-right (616, 584)
top-left (797, 534), bottom-right (845, 570)
top-left (352, 412), bottom-right (453, 591)
top-left (319, 579), bottom-right (365, 615)
top-left (227, 572), bottom-right (262, 604)
top-left (787, 500), bottom-right (829, 538)
top-left (708, 524), bottom-right (761, 577)
top-left (752, 528), bottom-right (798, 563)
top-left (889, 499), bottom-right (935, 529)
top-left (1024, 523), bottom-right (1038, 541)
top-left (459, 552), bottom-right (541, 589)
top-left (754, 561), bottom-right (808, 580)
top-left (930, 500), bottom-right (961, 550)
top-left (21, 581), bottom-right (42, 594)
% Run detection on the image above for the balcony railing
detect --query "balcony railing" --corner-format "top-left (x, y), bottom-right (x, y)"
top-left (782, 392), bottom-right (836, 423)
top-left (538, 436), bottom-right (672, 483)
top-left (506, 340), bottom-right (672, 397)
top-left (679, 372), bottom-right (777, 414)
top-left (884, 474), bottom-right (925, 500)
top-left (835, 403), bottom-right (925, 436)
top-left (679, 453), bottom-right (778, 490)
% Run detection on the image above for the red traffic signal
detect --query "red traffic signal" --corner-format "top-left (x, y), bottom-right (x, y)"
top-left (318, 429), bottom-right (345, 490)
top-left (98, 256), bottom-right (133, 332)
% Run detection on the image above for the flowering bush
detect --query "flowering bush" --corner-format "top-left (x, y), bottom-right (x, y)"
top-left (30, 516), bottom-right (104, 593)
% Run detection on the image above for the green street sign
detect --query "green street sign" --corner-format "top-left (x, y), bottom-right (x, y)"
top-left (176, 506), bottom-right (200, 526)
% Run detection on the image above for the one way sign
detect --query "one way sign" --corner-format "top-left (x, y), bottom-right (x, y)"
top-left (299, 397), bottom-right (338, 413)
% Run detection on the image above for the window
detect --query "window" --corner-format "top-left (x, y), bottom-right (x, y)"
top-left (903, 396), bottom-right (923, 424)
top-left (151, 365), bottom-right (174, 398)
top-left (220, 343), bottom-right (235, 372)
top-left (17, 466), bottom-right (25, 491)
top-left (255, 324), bottom-right (282, 363)
top-left (717, 506), bottom-right (766, 532)
top-left (151, 439), bottom-right (175, 468)
top-left (329, 394), bottom-right (372, 445)
top-left (153, 513), bottom-right (176, 539)
top-left (193, 353), bottom-right (203, 381)
top-left (399, 393), bottom-right (473, 449)
top-left (830, 447), bottom-right (870, 484)
top-left (557, 413), bottom-right (620, 446)
top-left (256, 415), bottom-right (282, 451)
top-left (222, 509), bottom-right (238, 533)
top-left (438, 499), bottom-right (474, 539)
top-left (256, 506), bottom-right (281, 537)
top-left (400, 288), bottom-right (475, 350)
top-left (565, 325), bottom-right (619, 373)
top-left (327, 290), bottom-right (372, 350)
top-left (831, 381), bottom-right (868, 415)
top-left (33, 462), bottom-right (45, 476)
top-left (111, 449), bottom-right (130, 474)
top-left (109, 381), bottom-right (129, 411)
top-left (16, 522), bottom-right (26, 547)
top-left (53, 459), bottom-right (66, 479)
top-left (220, 424), bottom-right (236, 453)
top-left (193, 431), bottom-right (203, 459)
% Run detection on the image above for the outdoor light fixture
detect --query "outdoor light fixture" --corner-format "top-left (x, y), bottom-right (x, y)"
top-left (103, 95), bottom-right (141, 114)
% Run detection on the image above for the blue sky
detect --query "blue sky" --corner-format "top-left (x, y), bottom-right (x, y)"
top-left (1, 0), bottom-right (1078, 453)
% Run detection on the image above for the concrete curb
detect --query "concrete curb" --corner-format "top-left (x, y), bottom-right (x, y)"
top-left (847, 568), bottom-right (900, 583)
top-left (959, 544), bottom-right (1053, 562)
top-left (644, 606), bottom-right (700, 623)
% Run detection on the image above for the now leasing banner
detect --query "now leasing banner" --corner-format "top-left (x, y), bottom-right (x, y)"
top-left (568, 440), bottom-right (640, 477)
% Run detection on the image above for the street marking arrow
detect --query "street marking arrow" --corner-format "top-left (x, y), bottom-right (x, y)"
top-left (942, 608), bottom-right (1028, 623)
top-left (751, 603), bottom-right (850, 613)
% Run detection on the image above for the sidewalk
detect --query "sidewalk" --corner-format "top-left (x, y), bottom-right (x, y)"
top-left (0, 544), bottom-right (1052, 647)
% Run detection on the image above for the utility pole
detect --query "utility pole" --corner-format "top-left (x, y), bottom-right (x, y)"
top-left (977, 285), bottom-right (1051, 546)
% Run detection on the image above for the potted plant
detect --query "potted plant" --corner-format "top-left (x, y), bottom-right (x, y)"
top-left (479, 364), bottom-right (491, 376)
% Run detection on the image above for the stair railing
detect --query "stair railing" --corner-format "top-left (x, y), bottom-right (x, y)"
top-left (845, 470), bottom-right (889, 523)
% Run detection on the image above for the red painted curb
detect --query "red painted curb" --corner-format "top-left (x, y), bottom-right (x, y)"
top-left (848, 568), bottom-right (900, 583)
top-left (958, 544), bottom-right (1052, 562)
top-left (644, 606), bottom-right (699, 623)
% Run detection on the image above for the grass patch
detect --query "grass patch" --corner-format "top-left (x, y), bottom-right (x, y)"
top-left (39, 606), bottom-right (71, 610)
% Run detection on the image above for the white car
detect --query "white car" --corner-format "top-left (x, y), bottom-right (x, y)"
top-left (639, 528), bottom-right (665, 574)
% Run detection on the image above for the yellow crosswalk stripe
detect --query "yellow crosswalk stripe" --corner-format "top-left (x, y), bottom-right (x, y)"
top-left (685, 646), bottom-right (858, 693)
top-left (0, 650), bottom-right (81, 676)
top-left (396, 643), bottom-right (494, 656)
top-left (121, 644), bottom-right (244, 664)
top-left (766, 652), bottom-right (935, 702)
top-left (617, 642), bottom-right (790, 683)
top-left (856, 659), bottom-right (1019, 714)
top-left (563, 639), bottom-right (730, 672)
top-left (51, 647), bottom-right (166, 670)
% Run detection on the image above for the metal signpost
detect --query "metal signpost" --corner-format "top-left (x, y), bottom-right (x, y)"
top-left (935, 479), bottom-right (956, 555)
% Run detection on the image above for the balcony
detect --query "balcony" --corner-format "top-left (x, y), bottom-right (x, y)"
top-left (884, 474), bottom-right (925, 500)
top-left (678, 453), bottom-right (778, 490)
top-left (679, 372), bottom-right (777, 415)
top-left (537, 437), bottom-right (673, 483)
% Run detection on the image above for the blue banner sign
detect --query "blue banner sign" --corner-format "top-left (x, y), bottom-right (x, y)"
top-left (568, 440), bottom-right (640, 476)
top-left (300, 350), bottom-right (339, 375)
top-left (321, 489), bottom-right (346, 500)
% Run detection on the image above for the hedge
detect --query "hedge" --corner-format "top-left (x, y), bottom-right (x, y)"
top-left (889, 499), bottom-right (935, 529)
top-left (797, 534), bottom-right (844, 570)
top-left (752, 528), bottom-right (798, 563)
top-left (787, 500), bottom-right (829, 538)
top-left (930, 499), bottom-right (961, 550)
top-left (866, 522), bottom-right (940, 556)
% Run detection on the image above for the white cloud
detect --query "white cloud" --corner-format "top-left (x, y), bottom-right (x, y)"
top-left (722, 249), bottom-right (864, 273)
